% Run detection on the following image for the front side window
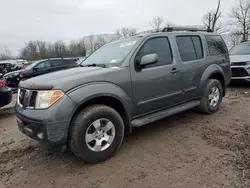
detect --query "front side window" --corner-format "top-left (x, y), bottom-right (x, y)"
top-left (35, 61), bottom-right (50, 69)
top-left (135, 37), bottom-right (173, 68)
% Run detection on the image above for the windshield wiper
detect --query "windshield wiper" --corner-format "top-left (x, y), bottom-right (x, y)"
top-left (81, 63), bottom-right (106, 68)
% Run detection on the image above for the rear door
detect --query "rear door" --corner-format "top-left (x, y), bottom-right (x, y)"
top-left (175, 35), bottom-right (206, 100)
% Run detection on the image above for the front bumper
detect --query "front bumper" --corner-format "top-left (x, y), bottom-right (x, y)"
top-left (231, 65), bottom-right (250, 82)
top-left (0, 87), bottom-right (12, 107)
top-left (15, 95), bottom-right (77, 146)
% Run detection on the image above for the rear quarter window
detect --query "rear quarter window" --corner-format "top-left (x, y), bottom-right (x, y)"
top-left (205, 35), bottom-right (228, 55)
top-left (64, 60), bottom-right (77, 65)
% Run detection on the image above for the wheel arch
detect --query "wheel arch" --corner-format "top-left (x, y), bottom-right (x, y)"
top-left (199, 64), bottom-right (226, 97)
top-left (67, 83), bottom-right (134, 138)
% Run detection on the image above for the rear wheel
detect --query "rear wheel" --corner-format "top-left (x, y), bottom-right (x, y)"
top-left (199, 79), bottom-right (223, 114)
top-left (69, 105), bottom-right (124, 164)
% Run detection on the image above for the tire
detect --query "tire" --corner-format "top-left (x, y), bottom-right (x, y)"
top-left (199, 79), bottom-right (223, 114)
top-left (69, 105), bottom-right (125, 164)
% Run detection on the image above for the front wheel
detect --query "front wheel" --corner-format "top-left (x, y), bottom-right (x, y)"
top-left (199, 79), bottom-right (223, 114)
top-left (69, 105), bottom-right (125, 164)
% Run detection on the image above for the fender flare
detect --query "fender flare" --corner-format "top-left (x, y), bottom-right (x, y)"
top-left (67, 82), bottom-right (134, 129)
top-left (199, 64), bottom-right (225, 95)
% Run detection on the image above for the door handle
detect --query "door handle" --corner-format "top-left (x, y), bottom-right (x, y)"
top-left (170, 68), bottom-right (179, 74)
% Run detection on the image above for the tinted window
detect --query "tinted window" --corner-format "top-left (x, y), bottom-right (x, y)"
top-left (206, 35), bottom-right (227, 55)
top-left (192, 36), bottom-right (203, 59)
top-left (136, 37), bottom-right (172, 67)
top-left (35, 61), bottom-right (50, 69)
top-left (51, 60), bottom-right (65, 67)
top-left (64, 59), bottom-right (77, 65)
top-left (176, 36), bottom-right (196, 62)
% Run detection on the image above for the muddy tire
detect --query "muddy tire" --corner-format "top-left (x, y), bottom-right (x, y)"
top-left (199, 79), bottom-right (223, 114)
top-left (69, 105), bottom-right (124, 164)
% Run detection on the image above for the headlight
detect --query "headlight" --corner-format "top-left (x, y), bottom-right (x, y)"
top-left (35, 90), bottom-right (64, 109)
top-left (246, 62), bottom-right (250, 65)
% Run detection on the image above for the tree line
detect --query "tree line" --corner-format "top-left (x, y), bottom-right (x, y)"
top-left (1, 0), bottom-right (250, 61)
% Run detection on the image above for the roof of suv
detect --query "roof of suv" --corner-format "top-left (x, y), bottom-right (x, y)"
top-left (137, 27), bottom-right (219, 38)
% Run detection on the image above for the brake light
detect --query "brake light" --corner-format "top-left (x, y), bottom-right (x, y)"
top-left (0, 80), bottom-right (5, 87)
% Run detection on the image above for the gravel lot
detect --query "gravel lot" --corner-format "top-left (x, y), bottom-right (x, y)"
top-left (1, 86), bottom-right (250, 188)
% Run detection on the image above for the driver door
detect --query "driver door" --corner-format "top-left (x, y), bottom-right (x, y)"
top-left (130, 37), bottom-right (183, 116)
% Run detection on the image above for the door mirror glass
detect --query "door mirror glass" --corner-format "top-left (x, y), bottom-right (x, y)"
top-left (140, 53), bottom-right (159, 67)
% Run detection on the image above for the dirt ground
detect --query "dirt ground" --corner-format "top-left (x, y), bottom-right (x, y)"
top-left (1, 86), bottom-right (250, 188)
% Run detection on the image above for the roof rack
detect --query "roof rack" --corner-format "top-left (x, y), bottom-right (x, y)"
top-left (162, 27), bottom-right (213, 33)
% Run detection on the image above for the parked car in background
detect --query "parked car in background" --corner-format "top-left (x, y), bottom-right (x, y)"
top-left (230, 41), bottom-right (250, 83)
top-left (0, 79), bottom-right (12, 107)
top-left (15, 27), bottom-right (231, 164)
top-left (0, 62), bottom-right (12, 78)
top-left (0, 60), bottom-right (24, 71)
top-left (4, 58), bottom-right (78, 88)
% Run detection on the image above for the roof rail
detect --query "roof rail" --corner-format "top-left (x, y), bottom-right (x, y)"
top-left (162, 27), bottom-right (213, 33)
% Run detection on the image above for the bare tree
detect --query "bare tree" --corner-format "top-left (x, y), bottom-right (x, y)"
top-left (230, 0), bottom-right (250, 42)
top-left (68, 39), bottom-right (87, 57)
top-left (203, 0), bottom-right (222, 32)
top-left (94, 36), bottom-right (106, 50)
top-left (229, 31), bottom-right (242, 46)
top-left (85, 34), bottom-right (95, 54)
top-left (150, 16), bottom-right (164, 32)
top-left (116, 27), bottom-right (137, 38)
top-left (36, 40), bottom-right (48, 59)
top-left (0, 47), bottom-right (12, 60)
top-left (53, 41), bottom-right (67, 58)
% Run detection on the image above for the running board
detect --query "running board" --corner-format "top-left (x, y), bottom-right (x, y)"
top-left (131, 100), bottom-right (200, 127)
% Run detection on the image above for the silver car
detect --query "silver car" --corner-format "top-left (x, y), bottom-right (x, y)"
top-left (230, 41), bottom-right (250, 82)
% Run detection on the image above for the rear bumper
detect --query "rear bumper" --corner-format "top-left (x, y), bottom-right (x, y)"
top-left (0, 87), bottom-right (12, 107)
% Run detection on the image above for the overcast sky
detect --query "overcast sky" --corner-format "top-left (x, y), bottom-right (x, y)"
top-left (0, 0), bottom-right (236, 55)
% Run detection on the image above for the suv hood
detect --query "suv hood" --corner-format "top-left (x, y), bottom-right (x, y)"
top-left (230, 54), bottom-right (250, 62)
top-left (19, 67), bottom-right (125, 92)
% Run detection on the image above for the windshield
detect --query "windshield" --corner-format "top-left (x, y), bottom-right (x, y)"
top-left (230, 43), bottom-right (250, 55)
top-left (81, 37), bottom-right (140, 66)
top-left (25, 60), bottom-right (41, 70)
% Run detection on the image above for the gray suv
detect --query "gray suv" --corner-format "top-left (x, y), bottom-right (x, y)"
top-left (15, 27), bottom-right (231, 164)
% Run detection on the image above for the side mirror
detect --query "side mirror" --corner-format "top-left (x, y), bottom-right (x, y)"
top-left (139, 53), bottom-right (159, 68)
top-left (34, 67), bottom-right (39, 72)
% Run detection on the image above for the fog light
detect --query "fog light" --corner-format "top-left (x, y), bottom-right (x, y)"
top-left (37, 133), bottom-right (44, 140)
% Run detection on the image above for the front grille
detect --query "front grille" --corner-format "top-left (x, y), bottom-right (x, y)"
top-left (231, 67), bottom-right (249, 77)
top-left (231, 62), bottom-right (247, 66)
top-left (18, 89), bottom-right (37, 108)
top-left (29, 91), bottom-right (37, 107)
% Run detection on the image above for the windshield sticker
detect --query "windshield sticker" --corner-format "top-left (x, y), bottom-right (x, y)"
top-left (110, 59), bottom-right (121, 63)
top-left (120, 41), bottom-right (137, 48)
